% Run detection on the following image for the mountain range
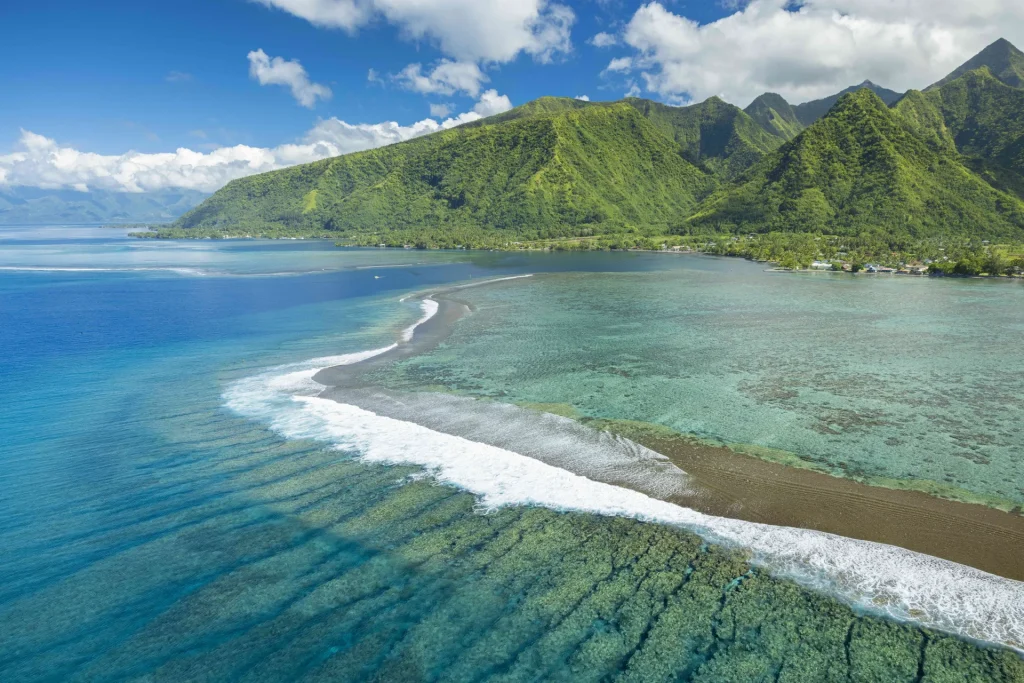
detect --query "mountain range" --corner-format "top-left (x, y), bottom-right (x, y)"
top-left (166, 39), bottom-right (1024, 245)
top-left (0, 187), bottom-right (208, 226)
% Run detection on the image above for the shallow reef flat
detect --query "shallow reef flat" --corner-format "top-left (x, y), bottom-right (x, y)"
top-left (381, 268), bottom-right (1024, 510)
top-left (2, 382), bottom-right (1021, 682)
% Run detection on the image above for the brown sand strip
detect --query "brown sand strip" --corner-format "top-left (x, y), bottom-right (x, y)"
top-left (643, 434), bottom-right (1024, 582)
top-left (315, 279), bottom-right (1024, 583)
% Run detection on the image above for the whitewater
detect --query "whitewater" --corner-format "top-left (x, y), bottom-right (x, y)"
top-left (223, 296), bottom-right (1024, 653)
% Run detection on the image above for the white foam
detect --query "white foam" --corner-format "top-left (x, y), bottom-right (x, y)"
top-left (224, 350), bottom-right (1024, 652)
top-left (0, 265), bottom-right (208, 276)
top-left (401, 299), bottom-right (439, 342)
top-left (398, 273), bottom-right (533, 302)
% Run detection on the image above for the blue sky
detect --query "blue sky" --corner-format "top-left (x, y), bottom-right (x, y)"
top-left (2, 0), bottom-right (723, 155)
top-left (2, 0), bottom-right (1022, 194)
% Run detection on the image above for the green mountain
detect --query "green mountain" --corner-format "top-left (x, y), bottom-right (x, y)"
top-left (688, 89), bottom-right (1024, 239)
top-left (172, 39), bottom-right (1024, 248)
top-left (744, 82), bottom-right (902, 137)
top-left (621, 96), bottom-right (786, 179)
top-left (176, 101), bottom-right (715, 242)
top-left (0, 187), bottom-right (208, 225)
top-left (897, 66), bottom-right (1024, 198)
top-left (793, 81), bottom-right (903, 126)
top-left (744, 93), bottom-right (804, 140)
top-left (927, 38), bottom-right (1024, 91)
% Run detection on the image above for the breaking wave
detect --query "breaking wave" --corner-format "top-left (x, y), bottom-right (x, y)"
top-left (222, 299), bottom-right (1024, 653)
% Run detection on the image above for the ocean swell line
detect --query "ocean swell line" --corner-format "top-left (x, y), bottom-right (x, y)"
top-left (222, 304), bottom-right (1024, 653)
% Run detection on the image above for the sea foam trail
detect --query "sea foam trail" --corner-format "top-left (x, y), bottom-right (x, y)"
top-left (326, 388), bottom-right (692, 500)
top-left (0, 266), bottom-right (209, 276)
top-left (398, 274), bottom-right (533, 302)
top-left (401, 299), bottom-right (439, 342)
top-left (222, 306), bottom-right (1024, 652)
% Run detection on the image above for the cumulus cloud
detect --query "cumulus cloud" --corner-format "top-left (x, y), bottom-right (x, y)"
top-left (604, 57), bottom-right (633, 73)
top-left (588, 32), bottom-right (617, 48)
top-left (395, 59), bottom-right (486, 96)
top-left (0, 91), bottom-right (513, 194)
top-left (622, 0), bottom-right (1024, 106)
top-left (254, 0), bottom-right (574, 64)
top-left (429, 103), bottom-right (453, 117)
top-left (471, 89), bottom-right (513, 117)
top-left (575, 94), bottom-right (590, 101)
top-left (247, 48), bottom-right (332, 107)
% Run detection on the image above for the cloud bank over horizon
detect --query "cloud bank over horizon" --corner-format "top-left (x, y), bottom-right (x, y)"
top-left (613, 0), bottom-right (1024, 106)
top-left (0, 90), bottom-right (512, 194)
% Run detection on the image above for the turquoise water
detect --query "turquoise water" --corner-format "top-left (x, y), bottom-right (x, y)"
top-left (1, 229), bottom-right (1023, 680)
top-left (386, 262), bottom-right (1024, 506)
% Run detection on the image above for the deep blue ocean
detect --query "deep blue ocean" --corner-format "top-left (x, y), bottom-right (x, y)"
top-left (2, 227), bottom-right (1022, 681)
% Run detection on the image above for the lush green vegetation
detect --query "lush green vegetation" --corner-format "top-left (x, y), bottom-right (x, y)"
top-left (690, 89), bottom-right (1024, 240)
top-left (897, 67), bottom-right (1024, 200)
top-left (792, 81), bottom-right (904, 126)
top-left (744, 93), bottom-right (805, 140)
top-left (152, 39), bottom-right (1024, 274)
top-left (173, 102), bottom-right (715, 241)
top-left (621, 96), bottom-right (785, 179)
top-left (927, 37), bottom-right (1024, 91)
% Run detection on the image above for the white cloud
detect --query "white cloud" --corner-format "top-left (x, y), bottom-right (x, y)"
top-left (429, 103), bottom-right (454, 117)
top-left (254, 0), bottom-right (574, 63)
top-left (575, 94), bottom-right (590, 101)
top-left (625, 80), bottom-right (642, 98)
top-left (247, 48), bottom-right (332, 108)
top-left (588, 32), bottom-right (617, 47)
top-left (604, 57), bottom-right (633, 73)
top-left (165, 71), bottom-right (193, 83)
top-left (395, 60), bottom-right (487, 96)
top-left (0, 92), bottom-right (513, 194)
top-left (471, 89), bottom-right (513, 117)
top-left (622, 1), bottom-right (1024, 106)
top-left (252, 0), bottom-right (369, 30)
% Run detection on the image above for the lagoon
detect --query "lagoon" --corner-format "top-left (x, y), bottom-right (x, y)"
top-left (1, 228), bottom-right (1022, 680)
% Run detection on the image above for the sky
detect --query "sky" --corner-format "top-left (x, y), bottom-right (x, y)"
top-left (2, 0), bottom-right (1024, 195)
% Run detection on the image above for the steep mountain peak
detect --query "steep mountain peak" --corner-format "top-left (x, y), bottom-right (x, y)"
top-left (744, 92), bottom-right (803, 140)
top-left (833, 87), bottom-right (889, 110)
top-left (792, 81), bottom-right (902, 126)
top-left (689, 80), bottom-right (1024, 240)
top-left (928, 38), bottom-right (1024, 90)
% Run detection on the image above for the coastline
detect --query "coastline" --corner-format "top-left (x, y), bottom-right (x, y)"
top-left (311, 278), bottom-right (1024, 583)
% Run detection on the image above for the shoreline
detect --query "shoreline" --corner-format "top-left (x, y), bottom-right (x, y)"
top-left (311, 278), bottom-right (1024, 582)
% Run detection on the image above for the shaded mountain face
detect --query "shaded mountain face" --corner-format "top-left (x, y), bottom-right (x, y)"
top-left (744, 93), bottom-right (804, 141)
top-left (0, 187), bottom-right (208, 225)
top-left (896, 65), bottom-right (1024, 199)
top-left (744, 82), bottom-right (902, 137)
top-left (792, 81), bottom-right (903, 126)
top-left (927, 38), bottom-right (1024, 91)
top-left (689, 89), bottom-right (1024, 239)
top-left (176, 102), bottom-right (715, 240)
top-left (622, 97), bottom-right (786, 179)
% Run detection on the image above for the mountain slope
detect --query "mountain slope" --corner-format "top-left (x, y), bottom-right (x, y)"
top-left (176, 103), bottom-right (715, 240)
top-left (688, 89), bottom-right (1024, 239)
top-left (927, 38), bottom-right (1024, 91)
top-left (793, 81), bottom-right (903, 126)
top-left (744, 93), bottom-right (805, 140)
top-left (0, 187), bottom-right (207, 225)
top-left (621, 97), bottom-right (786, 179)
top-left (897, 66), bottom-right (1024, 198)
